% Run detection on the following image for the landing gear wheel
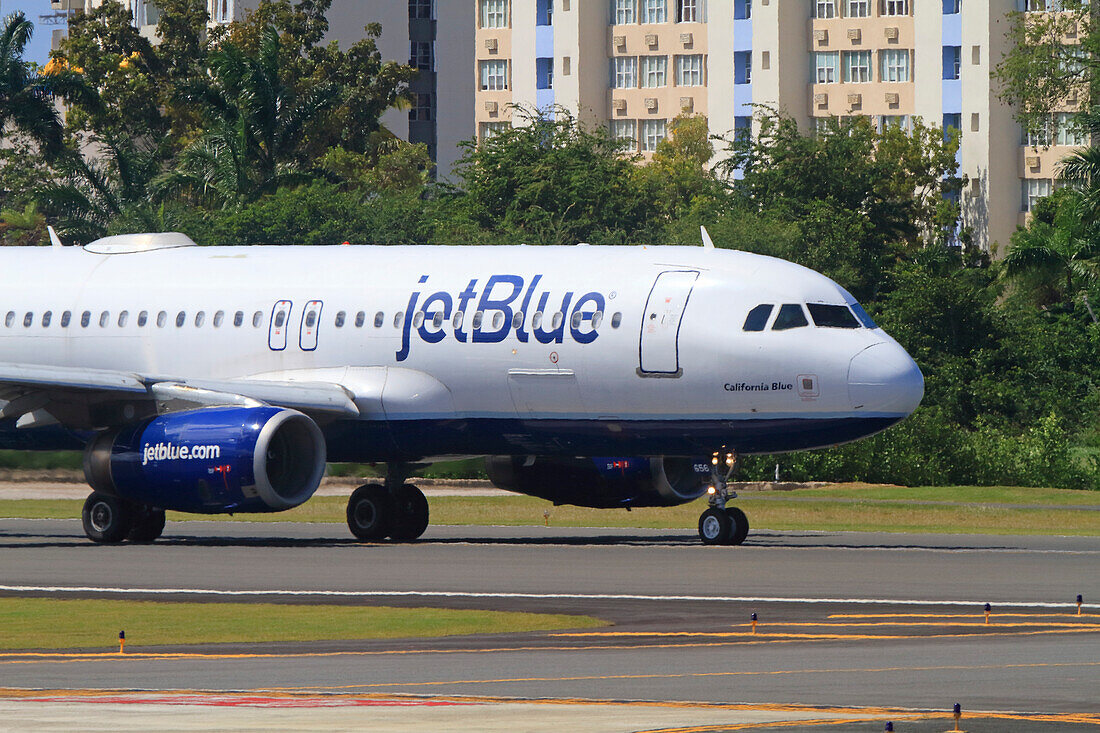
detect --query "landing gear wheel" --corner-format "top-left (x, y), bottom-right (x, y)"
top-left (82, 492), bottom-right (134, 544)
top-left (346, 483), bottom-right (391, 541)
top-left (698, 507), bottom-right (733, 545)
top-left (388, 484), bottom-right (429, 541)
top-left (127, 507), bottom-right (166, 543)
top-left (725, 506), bottom-right (749, 546)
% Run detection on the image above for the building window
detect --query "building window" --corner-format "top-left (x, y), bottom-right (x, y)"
top-left (815, 51), bottom-right (839, 83)
top-left (410, 0), bottom-right (433, 19)
top-left (880, 49), bottom-right (910, 82)
top-left (1023, 178), bottom-right (1052, 212)
top-left (640, 55), bottom-right (667, 87)
top-left (734, 51), bottom-right (751, 84)
top-left (734, 115), bottom-right (751, 141)
top-left (734, 0), bottom-right (751, 19)
top-left (1025, 0), bottom-right (1050, 10)
top-left (613, 0), bottom-right (636, 24)
top-left (409, 93), bottom-right (433, 121)
top-left (481, 0), bottom-right (508, 28)
top-left (641, 118), bottom-right (667, 152)
top-left (212, 0), bottom-right (233, 23)
top-left (943, 46), bottom-right (961, 80)
top-left (536, 57), bottom-right (554, 89)
top-left (610, 119), bottom-right (638, 150)
top-left (642, 0), bottom-right (666, 23)
top-left (612, 56), bottom-right (638, 88)
top-left (942, 113), bottom-right (961, 141)
top-left (1025, 119), bottom-right (1052, 147)
top-left (878, 115), bottom-right (910, 133)
top-left (883, 0), bottom-right (908, 16)
top-left (1056, 113), bottom-right (1087, 146)
top-left (677, 0), bottom-right (698, 22)
top-left (676, 54), bottom-right (704, 86)
top-left (480, 121), bottom-right (510, 139)
top-left (844, 0), bottom-right (870, 17)
top-left (814, 0), bottom-right (836, 18)
top-left (480, 59), bottom-right (509, 90)
top-left (943, 0), bottom-right (959, 13)
top-left (843, 50), bottom-right (872, 82)
top-left (537, 0), bottom-right (553, 25)
top-left (410, 42), bottom-right (433, 70)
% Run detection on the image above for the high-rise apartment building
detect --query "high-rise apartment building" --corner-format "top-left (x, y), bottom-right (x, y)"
top-left (48, 0), bottom-right (474, 177)
top-left (475, 0), bottom-right (1080, 252)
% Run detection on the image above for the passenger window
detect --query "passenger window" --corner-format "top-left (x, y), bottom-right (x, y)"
top-left (61, 311), bottom-right (71, 328)
top-left (157, 311), bottom-right (167, 328)
top-left (532, 312), bottom-right (543, 329)
top-left (41, 311), bottom-right (51, 328)
top-left (611, 312), bottom-right (622, 329)
top-left (393, 312), bottom-right (403, 328)
top-left (571, 311), bottom-right (582, 329)
top-left (252, 311), bottom-right (263, 327)
top-left (433, 311), bottom-right (445, 328)
top-left (81, 311), bottom-right (91, 328)
top-left (137, 311), bottom-right (148, 327)
top-left (849, 301), bottom-right (877, 329)
top-left (23, 312), bottom-right (32, 328)
top-left (372, 312), bottom-right (382, 328)
top-left (273, 310), bottom-right (285, 329)
top-left (772, 304), bottom-right (808, 331)
top-left (195, 311), bottom-right (205, 327)
top-left (118, 311), bottom-right (129, 327)
top-left (334, 311), bottom-right (345, 328)
top-left (176, 311), bottom-right (186, 327)
top-left (552, 312), bottom-right (563, 329)
top-left (354, 311), bottom-right (365, 328)
top-left (213, 310), bottom-right (225, 327)
top-left (305, 310), bottom-right (317, 328)
top-left (4, 311), bottom-right (13, 327)
top-left (807, 303), bottom-right (860, 329)
top-left (412, 312), bottom-right (424, 328)
top-left (592, 311), bottom-right (603, 328)
top-left (453, 311), bottom-right (464, 329)
top-left (492, 312), bottom-right (504, 329)
top-left (99, 311), bottom-right (109, 328)
top-left (472, 311), bottom-right (484, 329)
top-left (233, 311), bottom-right (244, 327)
top-left (512, 311), bottom-right (524, 329)
top-left (743, 304), bottom-right (774, 332)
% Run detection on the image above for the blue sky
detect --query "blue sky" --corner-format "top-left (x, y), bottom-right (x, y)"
top-left (3, 0), bottom-right (56, 67)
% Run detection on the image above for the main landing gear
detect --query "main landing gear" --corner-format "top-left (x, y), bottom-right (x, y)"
top-left (81, 492), bottom-right (166, 544)
top-left (346, 463), bottom-right (429, 542)
top-left (697, 451), bottom-right (750, 546)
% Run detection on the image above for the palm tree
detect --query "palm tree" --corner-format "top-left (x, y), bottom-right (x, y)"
top-left (1058, 146), bottom-right (1100, 226)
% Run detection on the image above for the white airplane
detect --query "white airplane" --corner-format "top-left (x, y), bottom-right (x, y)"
top-left (0, 230), bottom-right (922, 545)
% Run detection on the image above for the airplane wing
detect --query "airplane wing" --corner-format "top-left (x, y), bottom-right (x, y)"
top-left (0, 362), bottom-right (360, 429)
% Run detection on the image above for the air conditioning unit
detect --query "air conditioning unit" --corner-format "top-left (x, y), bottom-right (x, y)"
top-left (847, 28), bottom-right (861, 42)
top-left (680, 96), bottom-right (694, 112)
top-left (484, 100), bottom-right (498, 113)
top-left (613, 34), bottom-right (626, 48)
top-left (645, 97), bottom-right (659, 111)
top-left (485, 38), bottom-right (498, 52)
top-left (814, 92), bottom-right (828, 106)
top-left (884, 27), bottom-right (899, 40)
top-left (1026, 156), bottom-right (1041, 170)
top-left (612, 98), bottom-right (627, 111)
top-left (813, 29), bottom-right (828, 43)
top-left (847, 93), bottom-right (862, 106)
top-left (680, 33), bottom-right (693, 45)
top-left (645, 33), bottom-right (658, 47)
top-left (885, 92), bottom-right (899, 104)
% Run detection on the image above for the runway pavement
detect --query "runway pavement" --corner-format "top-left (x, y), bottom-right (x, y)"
top-left (1, 518), bottom-right (1098, 731)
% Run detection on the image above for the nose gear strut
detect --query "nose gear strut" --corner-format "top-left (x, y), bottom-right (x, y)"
top-left (697, 449), bottom-right (750, 545)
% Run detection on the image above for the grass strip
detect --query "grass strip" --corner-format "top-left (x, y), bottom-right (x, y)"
top-left (0, 597), bottom-right (606, 651)
top-left (3, 486), bottom-right (1100, 536)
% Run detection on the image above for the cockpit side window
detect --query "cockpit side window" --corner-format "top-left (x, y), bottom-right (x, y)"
top-left (808, 303), bottom-right (860, 329)
top-left (849, 301), bottom-right (878, 329)
top-left (742, 304), bottom-right (774, 332)
top-left (772, 303), bottom-right (809, 331)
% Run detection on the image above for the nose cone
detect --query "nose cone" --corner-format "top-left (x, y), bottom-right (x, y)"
top-left (848, 342), bottom-right (924, 415)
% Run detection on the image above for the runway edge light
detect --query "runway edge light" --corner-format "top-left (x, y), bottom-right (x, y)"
top-left (952, 702), bottom-right (962, 732)
top-left (118, 630), bottom-right (125, 654)
top-left (751, 612), bottom-right (757, 634)
top-left (1078, 594), bottom-right (1083, 615)
top-left (884, 723), bottom-right (893, 732)
top-left (983, 603), bottom-right (990, 625)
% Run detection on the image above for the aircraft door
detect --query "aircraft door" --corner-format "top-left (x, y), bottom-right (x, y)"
top-left (639, 270), bottom-right (699, 376)
top-left (268, 300), bottom-right (292, 351)
top-left (300, 300), bottom-right (323, 351)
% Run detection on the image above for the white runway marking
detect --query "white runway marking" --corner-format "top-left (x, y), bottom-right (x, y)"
top-left (0, 584), bottom-right (1093, 610)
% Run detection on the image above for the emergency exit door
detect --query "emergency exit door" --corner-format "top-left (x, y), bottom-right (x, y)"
top-left (639, 270), bottom-right (699, 376)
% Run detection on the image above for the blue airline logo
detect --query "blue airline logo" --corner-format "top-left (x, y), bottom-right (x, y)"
top-left (396, 274), bottom-right (606, 362)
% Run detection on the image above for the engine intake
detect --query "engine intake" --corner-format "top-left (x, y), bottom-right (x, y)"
top-left (84, 406), bottom-right (326, 513)
top-left (486, 456), bottom-right (709, 508)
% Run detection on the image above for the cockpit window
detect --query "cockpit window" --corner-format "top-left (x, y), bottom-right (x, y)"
top-left (808, 303), bottom-right (860, 329)
top-left (849, 301), bottom-right (877, 329)
top-left (742, 304), bottom-right (774, 332)
top-left (772, 303), bottom-right (809, 331)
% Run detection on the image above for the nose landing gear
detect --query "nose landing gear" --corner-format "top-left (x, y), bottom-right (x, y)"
top-left (698, 450), bottom-right (750, 546)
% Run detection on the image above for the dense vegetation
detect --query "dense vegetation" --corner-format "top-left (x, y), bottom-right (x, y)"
top-left (1, 2), bottom-right (1099, 489)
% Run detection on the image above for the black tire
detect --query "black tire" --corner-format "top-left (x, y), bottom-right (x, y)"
top-left (725, 506), bottom-right (750, 546)
top-left (346, 483), bottom-right (390, 541)
top-left (128, 507), bottom-right (166, 543)
top-left (698, 507), bottom-right (732, 545)
top-left (82, 492), bottom-right (134, 544)
top-left (389, 484), bottom-right (429, 541)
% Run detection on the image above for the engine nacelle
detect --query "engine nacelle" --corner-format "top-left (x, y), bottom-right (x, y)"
top-left (485, 456), bottom-right (710, 508)
top-left (83, 406), bottom-right (326, 514)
